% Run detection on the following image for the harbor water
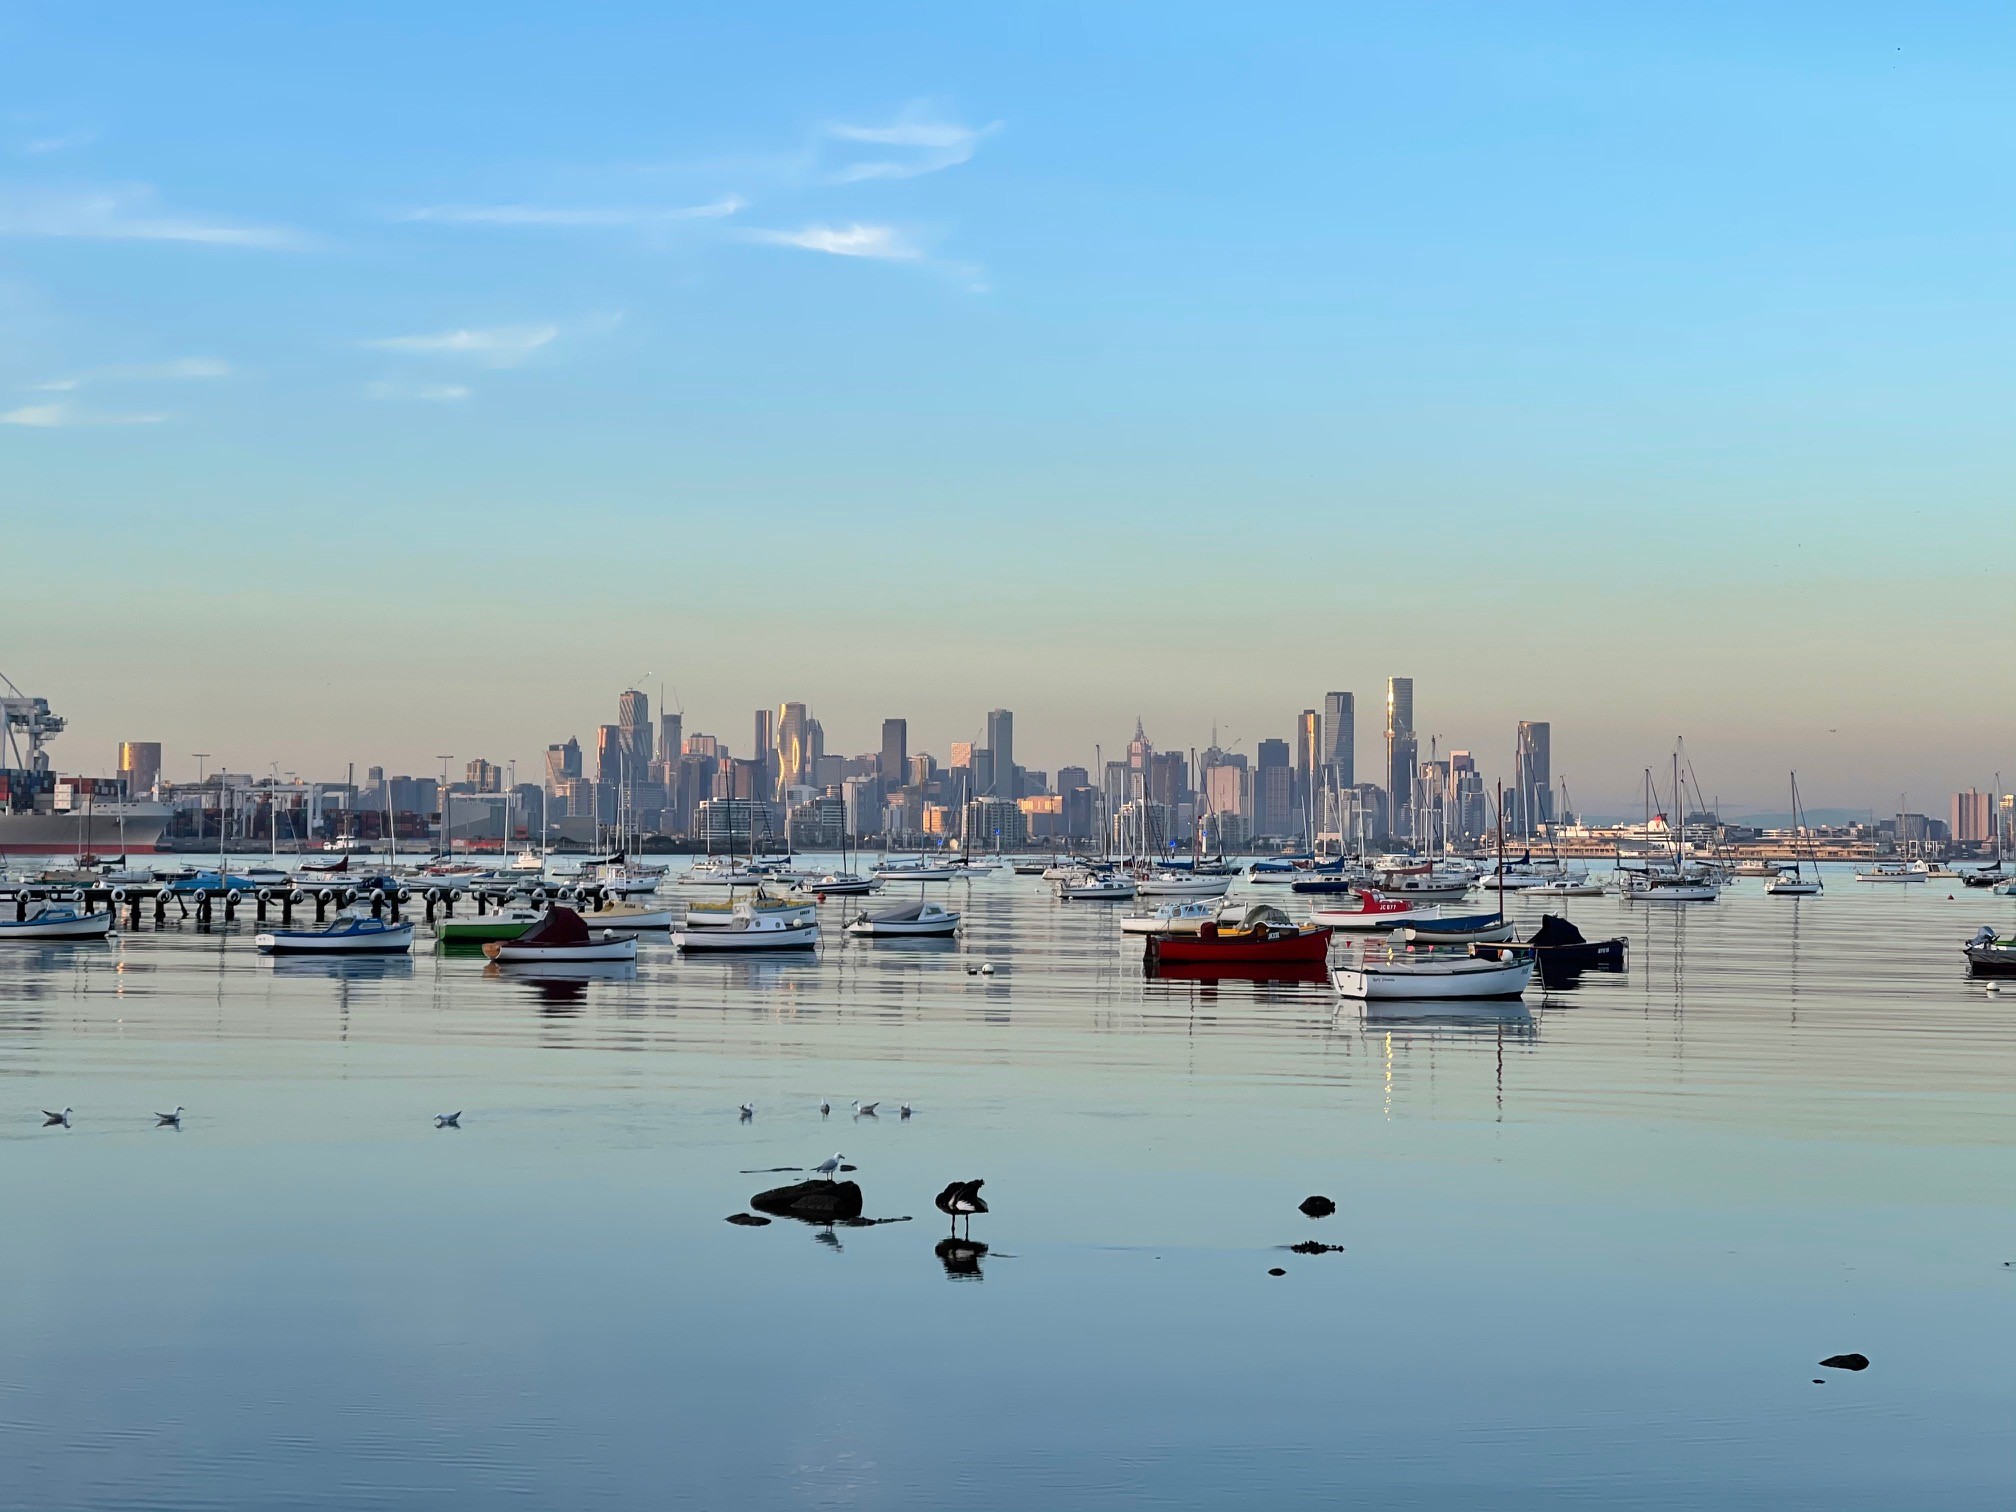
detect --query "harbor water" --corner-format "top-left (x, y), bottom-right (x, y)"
top-left (2, 864), bottom-right (2010, 1510)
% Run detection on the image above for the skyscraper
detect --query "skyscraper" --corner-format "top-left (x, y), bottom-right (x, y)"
top-left (658, 712), bottom-right (682, 769)
top-left (545, 738), bottom-right (582, 790)
top-left (1514, 721), bottom-right (1553, 834)
top-left (880, 718), bottom-right (908, 784)
top-left (1295, 708), bottom-right (1321, 830)
top-left (117, 741), bottom-right (162, 796)
top-left (1322, 692), bottom-right (1354, 788)
top-left (985, 709), bottom-right (1014, 797)
top-left (1385, 677), bottom-right (1416, 839)
top-left (775, 702), bottom-right (812, 796)
top-left (618, 688), bottom-right (652, 769)
top-left (1952, 789), bottom-right (1991, 844)
top-left (596, 725), bottom-right (621, 786)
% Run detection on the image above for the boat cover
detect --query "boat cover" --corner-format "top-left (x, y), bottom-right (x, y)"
top-left (514, 906), bottom-right (589, 948)
top-left (1528, 914), bottom-right (1588, 948)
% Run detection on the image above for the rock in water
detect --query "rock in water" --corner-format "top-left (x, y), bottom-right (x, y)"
top-left (1267, 1267), bottom-right (1287, 1277)
top-left (1289, 1241), bottom-right (1345, 1255)
top-left (1298, 1195), bottom-right (1337, 1219)
top-left (724, 1213), bottom-right (771, 1227)
top-left (751, 1179), bottom-right (865, 1221)
top-left (1818, 1353), bottom-right (1870, 1372)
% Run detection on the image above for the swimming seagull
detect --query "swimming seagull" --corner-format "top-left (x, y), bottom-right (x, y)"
top-left (853, 1100), bottom-right (879, 1117)
top-left (819, 1098), bottom-right (832, 1116)
top-left (900, 1103), bottom-right (914, 1120)
top-left (156, 1107), bottom-right (184, 1126)
top-left (813, 1152), bottom-right (846, 1178)
top-left (434, 1112), bottom-right (461, 1128)
top-left (740, 1102), bottom-right (755, 1120)
top-left (42, 1107), bottom-right (71, 1127)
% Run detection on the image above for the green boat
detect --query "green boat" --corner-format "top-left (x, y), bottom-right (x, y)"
top-left (435, 907), bottom-right (544, 946)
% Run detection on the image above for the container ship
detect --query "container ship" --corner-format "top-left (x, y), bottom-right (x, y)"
top-left (2, 681), bottom-right (169, 855)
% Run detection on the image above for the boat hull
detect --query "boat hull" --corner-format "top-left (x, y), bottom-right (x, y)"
top-left (0, 910), bottom-right (115, 940)
top-left (1134, 876), bottom-right (1234, 898)
top-left (257, 923), bottom-right (414, 955)
top-left (1332, 957), bottom-right (1533, 1000)
top-left (485, 936), bottom-right (637, 963)
top-left (1147, 930), bottom-right (1330, 966)
top-left (673, 925), bottom-right (820, 951)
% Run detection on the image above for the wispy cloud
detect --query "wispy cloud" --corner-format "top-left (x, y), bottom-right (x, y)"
top-left (31, 356), bottom-right (230, 391)
top-left (366, 379), bottom-right (471, 403)
top-left (398, 194), bottom-right (743, 228)
top-left (747, 223), bottom-right (922, 260)
top-left (0, 184), bottom-right (309, 249)
top-left (2, 401), bottom-right (167, 428)
top-left (361, 324), bottom-right (560, 367)
top-left (21, 130), bottom-right (96, 157)
top-left (823, 109), bottom-right (1000, 183)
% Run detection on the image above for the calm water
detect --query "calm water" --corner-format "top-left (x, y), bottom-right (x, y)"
top-left (3, 863), bottom-right (2011, 1510)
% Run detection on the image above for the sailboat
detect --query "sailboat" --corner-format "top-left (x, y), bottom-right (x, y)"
top-left (1765, 772), bottom-right (1823, 896)
top-left (1628, 749), bottom-right (1718, 901)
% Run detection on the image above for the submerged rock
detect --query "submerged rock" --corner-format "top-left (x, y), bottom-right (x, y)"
top-left (1298, 1196), bottom-right (1337, 1219)
top-left (1819, 1353), bottom-right (1870, 1372)
top-left (725, 1212), bottom-right (771, 1227)
top-left (751, 1179), bottom-right (864, 1221)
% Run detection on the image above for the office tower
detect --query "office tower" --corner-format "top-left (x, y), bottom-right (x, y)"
top-left (1515, 721), bottom-right (1553, 834)
top-left (618, 688), bottom-right (652, 768)
top-left (1128, 718), bottom-right (1153, 775)
top-left (1322, 692), bottom-right (1354, 788)
top-left (545, 738), bottom-right (582, 790)
top-left (117, 741), bottom-right (162, 796)
top-left (1385, 677), bottom-right (1416, 839)
top-left (658, 713), bottom-right (682, 768)
top-left (971, 748), bottom-right (995, 798)
top-left (908, 753), bottom-right (936, 785)
top-left (752, 708), bottom-right (774, 790)
top-left (1148, 750), bottom-right (1187, 809)
top-left (1057, 765), bottom-right (1089, 793)
top-left (775, 702), bottom-right (812, 795)
top-left (1296, 708), bottom-right (1321, 815)
top-left (985, 709), bottom-right (1014, 796)
top-left (684, 733), bottom-right (720, 759)
top-left (1952, 789), bottom-right (1992, 844)
top-left (595, 725), bottom-right (621, 785)
top-left (465, 758), bottom-right (501, 794)
top-left (950, 741), bottom-right (974, 770)
top-left (880, 719), bottom-right (908, 783)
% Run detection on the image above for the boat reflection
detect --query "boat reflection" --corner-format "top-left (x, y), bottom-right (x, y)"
top-left (1360, 999), bottom-right (1537, 1035)
top-left (1143, 959), bottom-right (1331, 987)
top-left (266, 954), bottom-right (416, 983)
top-left (481, 957), bottom-right (636, 1010)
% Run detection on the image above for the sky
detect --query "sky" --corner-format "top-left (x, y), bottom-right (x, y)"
top-left (2, 1), bottom-right (2011, 816)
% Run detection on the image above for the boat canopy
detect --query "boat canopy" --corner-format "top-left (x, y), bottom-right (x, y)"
top-left (514, 906), bottom-right (590, 948)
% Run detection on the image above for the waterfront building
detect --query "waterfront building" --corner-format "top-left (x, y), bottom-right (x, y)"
top-left (789, 795), bottom-right (845, 850)
top-left (1112, 798), bottom-right (1172, 855)
top-left (1018, 793), bottom-right (1065, 839)
top-left (963, 796), bottom-right (1027, 850)
top-left (695, 797), bottom-right (781, 850)
top-left (842, 776), bottom-right (882, 837)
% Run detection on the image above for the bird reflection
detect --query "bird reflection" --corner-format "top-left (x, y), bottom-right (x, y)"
top-left (935, 1234), bottom-right (989, 1280)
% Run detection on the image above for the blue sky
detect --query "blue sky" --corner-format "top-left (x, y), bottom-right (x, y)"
top-left (3, 3), bottom-right (2011, 811)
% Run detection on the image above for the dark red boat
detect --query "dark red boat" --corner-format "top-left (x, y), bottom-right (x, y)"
top-left (1144, 905), bottom-right (1332, 967)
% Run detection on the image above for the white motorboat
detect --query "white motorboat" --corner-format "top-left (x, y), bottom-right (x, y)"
top-left (1332, 953), bottom-right (1533, 1001)
top-left (483, 906), bottom-right (638, 963)
top-left (0, 900), bottom-right (115, 940)
top-left (845, 901), bottom-right (960, 938)
top-left (806, 872), bottom-right (878, 896)
top-left (1133, 871), bottom-right (1234, 898)
top-left (1120, 899), bottom-right (1244, 936)
top-left (591, 865), bottom-right (662, 896)
top-left (1056, 871), bottom-right (1136, 901)
top-left (507, 849), bottom-right (548, 873)
top-left (575, 901), bottom-right (676, 930)
top-left (874, 861), bottom-right (962, 882)
top-left (1855, 860), bottom-right (1930, 883)
top-left (674, 909), bottom-right (820, 951)
top-left (1528, 875), bottom-right (1605, 896)
top-left (257, 913), bottom-right (414, 955)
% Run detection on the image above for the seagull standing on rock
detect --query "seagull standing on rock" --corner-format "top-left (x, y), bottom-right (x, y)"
top-left (813, 1152), bottom-right (846, 1178)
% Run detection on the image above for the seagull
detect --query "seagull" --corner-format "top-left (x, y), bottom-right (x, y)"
top-left (933, 1178), bottom-right (988, 1234)
top-left (900, 1103), bottom-right (914, 1120)
top-left (740, 1102), bottom-right (755, 1120)
top-left (813, 1152), bottom-right (846, 1178)
top-left (42, 1107), bottom-right (71, 1127)
top-left (853, 1100), bottom-right (879, 1117)
top-left (434, 1112), bottom-right (461, 1128)
top-left (819, 1098), bottom-right (832, 1116)
top-left (156, 1107), bottom-right (183, 1127)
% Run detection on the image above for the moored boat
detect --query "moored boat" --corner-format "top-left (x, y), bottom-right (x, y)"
top-left (257, 913), bottom-right (414, 955)
top-left (1133, 870), bottom-right (1234, 898)
top-left (1962, 926), bottom-right (2016, 975)
top-left (1056, 870), bottom-right (1136, 901)
top-left (1308, 889), bottom-right (1438, 931)
top-left (1856, 860), bottom-right (1930, 883)
top-left (484, 905), bottom-right (637, 963)
top-left (845, 901), bottom-right (960, 938)
top-left (0, 900), bottom-right (115, 940)
top-left (674, 907), bottom-right (820, 951)
top-left (435, 905), bottom-right (545, 945)
top-left (1332, 953), bottom-right (1533, 1001)
top-left (575, 901), bottom-right (676, 930)
top-left (1144, 904), bottom-right (1330, 966)
top-left (1120, 899), bottom-right (1242, 936)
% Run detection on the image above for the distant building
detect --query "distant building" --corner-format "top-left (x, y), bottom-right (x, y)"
top-left (789, 795), bottom-right (845, 849)
top-left (684, 733), bottom-right (720, 759)
top-left (618, 688), bottom-right (653, 770)
top-left (1296, 709), bottom-right (1321, 823)
top-left (1952, 789), bottom-right (1992, 844)
top-left (962, 796), bottom-right (1027, 849)
top-left (1513, 721), bottom-right (1552, 834)
top-left (545, 738), bottom-right (582, 790)
top-left (595, 725), bottom-right (621, 785)
top-left (1057, 764), bottom-right (1088, 793)
top-left (1385, 677), bottom-right (1416, 841)
top-left (985, 709), bottom-right (1015, 797)
top-left (950, 740), bottom-right (974, 770)
top-left (658, 712), bottom-right (682, 768)
top-left (117, 741), bottom-right (162, 796)
top-left (774, 702), bottom-right (812, 797)
top-left (465, 758), bottom-right (501, 794)
top-left (1322, 691), bottom-right (1354, 789)
top-left (880, 719), bottom-right (908, 784)
top-left (1018, 793), bottom-right (1065, 839)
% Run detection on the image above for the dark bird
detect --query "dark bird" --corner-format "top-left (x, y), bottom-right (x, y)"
top-left (42, 1107), bottom-right (71, 1127)
top-left (933, 1178), bottom-right (989, 1235)
top-left (434, 1111), bottom-right (461, 1128)
top-left (156, 1107), bottom-right (184, 1127)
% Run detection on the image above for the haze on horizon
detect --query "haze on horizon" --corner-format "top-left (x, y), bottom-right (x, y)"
top-left (4, 3), bottom-right (2010, 816)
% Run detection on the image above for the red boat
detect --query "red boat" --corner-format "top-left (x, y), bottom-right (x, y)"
top-left (1144, 905), bottom-right (1332, 966)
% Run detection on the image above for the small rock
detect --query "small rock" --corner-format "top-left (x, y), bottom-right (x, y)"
top-left (1267, 1267), bottom-right (1286, 1277)
top-left (1818, 1353), bottom-right (1869, 1372)
top-left (1298, 1195), bottom-right (1336, 1219)
top-left (724, 1213), bottom-right (771, 1227)
top-left (751, 1179), bottom-right (864, 1221)
top-left (1289, 1241), bottom-right (1345, 1255)
top-left (1812, 1379), bottom-right (1824, 1385)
